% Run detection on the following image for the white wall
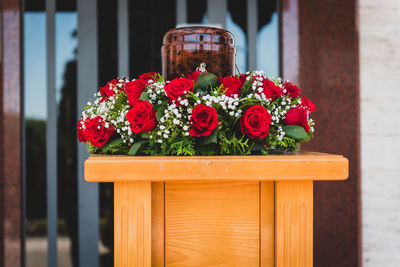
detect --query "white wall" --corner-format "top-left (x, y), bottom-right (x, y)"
top-left (360, 0), bottom-right (400, 266)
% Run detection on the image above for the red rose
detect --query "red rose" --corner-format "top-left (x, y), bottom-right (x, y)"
top-left (77, 116), bottom-right (115, 147)
top-left (125, 79), bottom-right (146, 106)
top-left (219, 76), bottom-right (242, 97)
top-left (300, 96), bottom-right (316, 113)
top-left (259, 78), bottom-right (283, 100)
top-left (126, 101), bottom-right (157, 133)
top-left (240, 105), bottom-right (272, 139)
top-left (77, 120), bottom-right (87, 143)
top-left (239, 73), bottom-right (249, 88)
top-left (99, 79), bottom-right (118, 101)
top-left (139, 72), bottom-right (157, 84)
top-left (164, 78), bottom-right (194, 105)
top-left (284, 107), bottom-right (310, 133)
top-left (283, 81), bottom-right (301, 98)
top-left (189, 104), bottom-right (219, 137)
top-left (186, 70), bottom-right (203, 83)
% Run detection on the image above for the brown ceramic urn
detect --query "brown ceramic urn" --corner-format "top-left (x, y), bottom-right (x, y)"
top-left (162, 26), bottom-right (236, 80)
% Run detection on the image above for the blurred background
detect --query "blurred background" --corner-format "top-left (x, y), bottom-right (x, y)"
top-left (0, 0), bottom-right (398, 266)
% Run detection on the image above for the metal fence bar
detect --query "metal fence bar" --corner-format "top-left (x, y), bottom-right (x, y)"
top-left (46, 0), bottom-right (58, 266)
top-left (176, 0), bottom-right (187, 25)
top-left (77, 0), bottom-right (99, 266)
top-left (247, 0), bottom-right (257, 70)
top-left (118, 0), bottom-right (129, 77)
top-left (207, 0), bottom-right (227, 28)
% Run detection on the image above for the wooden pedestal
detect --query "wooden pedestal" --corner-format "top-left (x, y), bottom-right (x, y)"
top-left (85, 152), bottom-right (348, 267)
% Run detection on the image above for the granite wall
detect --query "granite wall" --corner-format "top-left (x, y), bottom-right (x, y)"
top-left (282, 0), bottom-right (361, 266)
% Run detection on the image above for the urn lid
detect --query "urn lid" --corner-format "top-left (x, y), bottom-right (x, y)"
top-left (163, 26), bottom-right (235, 47)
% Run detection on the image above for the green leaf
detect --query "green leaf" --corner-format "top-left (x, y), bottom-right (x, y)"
top-left (140, 132), bottom-right (151, 139)
top-left (283, 125), bottom-right (309, 140)
top-left (156, 103), bottom-right (167, 121)
top-left (251, 143), bottom-right (263, 152)
top-left (196, 72), bottom-right (220, 92)
top-left (108, 138), bottom-right (123, 146)
top-left (139, 92), bottom-right (150, 101)
top-left (199, 129), bottom-right (218, 145)
top-left (128, 140), bottom-right (146, 155)
top-left (101, 138), bottom-right (123, 153)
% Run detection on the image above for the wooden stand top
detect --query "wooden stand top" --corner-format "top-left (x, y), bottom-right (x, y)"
top-left (84, 151), bottom-right (348, 182)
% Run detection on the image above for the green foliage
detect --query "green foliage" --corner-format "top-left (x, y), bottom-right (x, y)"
top-left (169, 137), bottom-right (196, 156)
top-left (139, 91), bottom-right (150, 101)
top-left (156, 102), bottom-right (167, 121)
top-left (81, 71), bottom-right (315, 157)
top-left (99, 138), bottom-right (129, 154)
top-left (283, 125), bottom-right (309, 140)
top-left (267, 135), bottom-right (299, 154)
top-left (128, 140), bottom-right (146, 155)
top-left (87, 143), bottom-right (102, 154)
top-left (196, 72), bottom-right (220, 93)
top-left (198, 129), bottom-right (218, 146)
top-left (153, 73), bottom-right (164, 83)
top-left (218, 131), bottom-right (254, 155)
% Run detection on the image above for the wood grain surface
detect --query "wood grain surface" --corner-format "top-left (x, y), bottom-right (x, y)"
top-left (151, 182), bottom-right (164, 267)
top-left (261, 182), bottom-right (275, 267)
top-left (165, 181), bottom-right (261, 266)
top-left (275, 181), bottom-right (313, 267)
top-left (85, 152), bottom-right (348, 182)
top-left (114, 181), bottom-right (152, 267)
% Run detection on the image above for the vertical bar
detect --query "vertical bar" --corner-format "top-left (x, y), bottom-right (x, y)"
top-left (21, 2), bottom-right (26, 267)
top-left (176, 0), bottom-right (187, 25)
top-left (114, 182), bottom-right (152, 267)
top-left (0, 0), bottom-right (22, 266)
top-left (260, 182), bottom-right (275, 267)
top-left (275, 181), bottom-right (313, 267)
top-left (118, 0), bottom-right (129, 77)
top-left (46, 0), bottom-right (57, 266)
top-left (151, 182), bottom-right (165, 267)
top-left (207, 0), bottom-right (227, 28)
top-left (280, 0), bottom-right (299, 82)
top-left (78, 0), bottom-right (99, 265)
top-left (247, 0), bottom-right (257, 70)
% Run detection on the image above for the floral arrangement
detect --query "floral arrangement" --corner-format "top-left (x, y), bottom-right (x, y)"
top-left (77, 69), bottom-right (316, 156)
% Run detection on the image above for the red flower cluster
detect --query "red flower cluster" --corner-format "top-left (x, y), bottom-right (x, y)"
top-left (126, 101), bottom-right (157, 133)
top-left (77, 116), bottom-right (115, 147)
top-left (186, 70), bottom-right (203, 83)
top-left (138, 72), bottom-right (157, 84)
top-left (259, 78), bottom-right (283, 100)
top-left (240, 105), bottom-right (272, 139)
top-left (78, 71), bottom-right (316, 153)
top-left (99, 79), bottom-right (118, 101)
top-left (189, 104), bottom-right (219, 137)
top-left (284, 96), bottom-right (316, 133)
top-left (164, 77), bottom-right (194, 105)
top-left (283, 81), bottom-right (301, 98)
top-left (125, 79), bottom-right (146, 106)
top-left (219, 76), bottom-right (242, 97)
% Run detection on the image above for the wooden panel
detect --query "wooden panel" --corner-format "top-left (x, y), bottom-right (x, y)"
top-left (151, 182), bottom-right (165, 267)
top-left (85, 152), bottom-right (349, 182)
top-left (115, 182), bottom-right (152, 267)
top-left (165, 181), bottom-right (259, 266)
top-left (260, 182), bottom-right (275, 267)
top-left (275, 181), bottom-right (313, 267)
